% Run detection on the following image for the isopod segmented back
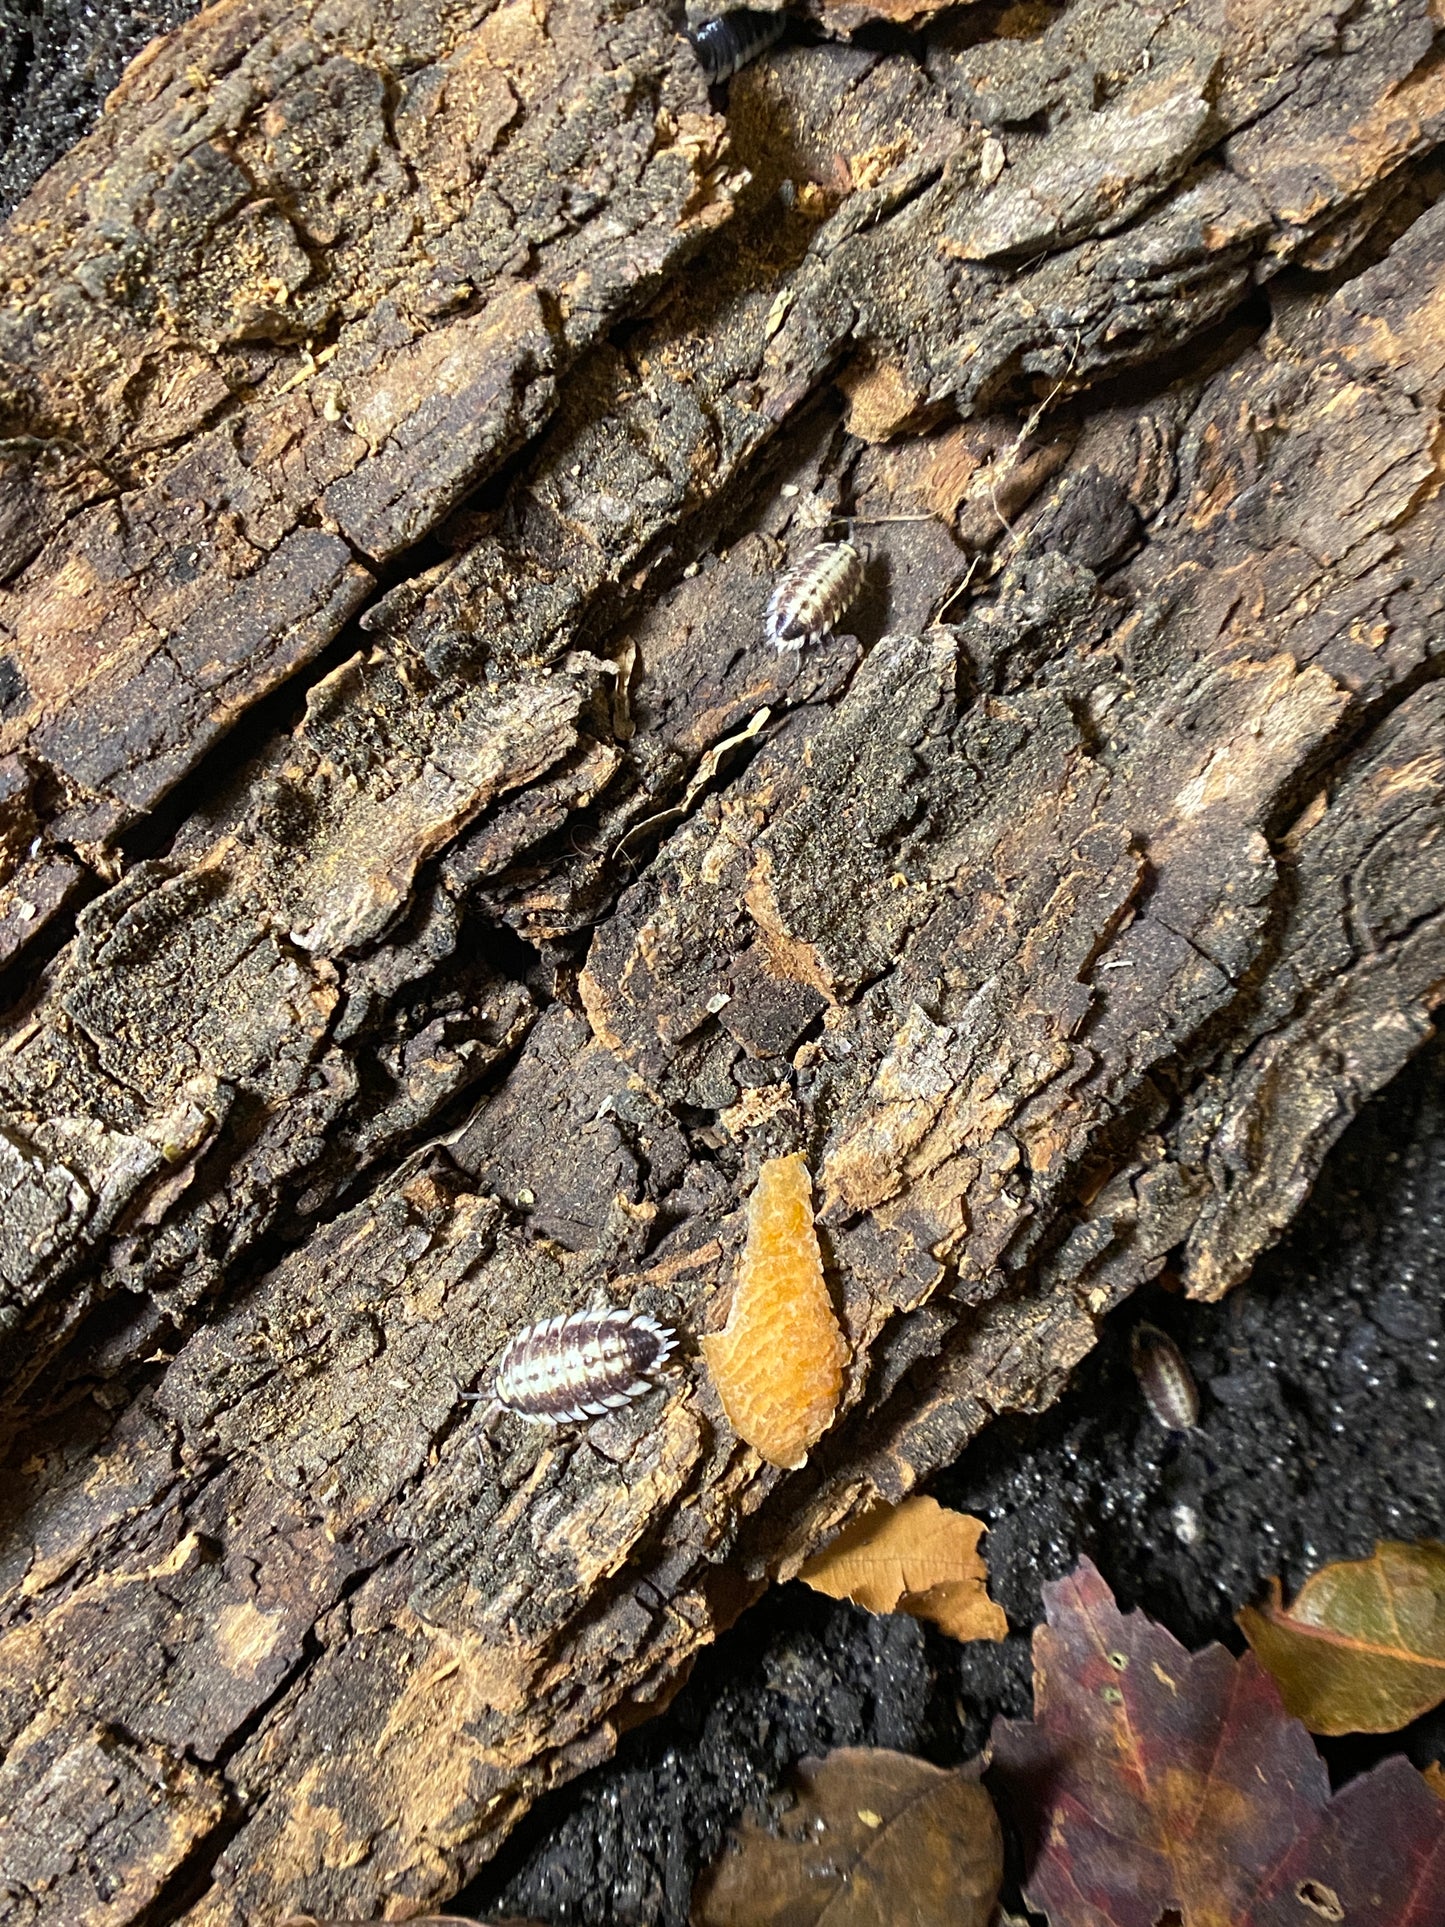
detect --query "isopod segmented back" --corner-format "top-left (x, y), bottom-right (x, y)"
top-left (492, 1306), bottom-right (678, 1425)
top-left (765, 540), bottom-right (865, 650)
top-left (687, 10), bottom-right (787, 85)
top-left (1130, 1322), bottom-right (1200, 1432)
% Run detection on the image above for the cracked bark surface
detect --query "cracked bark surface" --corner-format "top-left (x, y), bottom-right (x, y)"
top-left (0, 0), bottom-right (1443, 1920)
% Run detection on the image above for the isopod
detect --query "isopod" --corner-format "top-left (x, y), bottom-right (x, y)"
top-left (701, 1153), bottom-right (845, 1469)
top-left (764, 539), bottom-right (865, 650)
top-left (687, 9), bottom-right (786, 85)
top-left (1131, 1322), bottom-right (1200, 1432)
top-left (469, 1306), bottom-right (678, 1428)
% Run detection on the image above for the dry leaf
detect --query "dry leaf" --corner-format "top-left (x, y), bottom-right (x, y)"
top-left (702, 1154), bottom-right (846, 1469)
top-left (799, 1497), bottom-right (1008, 1642)
top-left (1238, 1540), bottom-right (1445, 1735)
top-left (692, 1747), bottom-right (1002, 1927)
top-left (991, 1557), bottom-right (1445, 1925)
top-left (1425, 1762), bottom-right (1445, 1801)
top-left (614, 708), bottom-right (770, 860)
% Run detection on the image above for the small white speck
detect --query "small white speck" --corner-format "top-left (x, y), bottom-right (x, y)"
top-left (1172, 1503), bottom-right (1200, 1545)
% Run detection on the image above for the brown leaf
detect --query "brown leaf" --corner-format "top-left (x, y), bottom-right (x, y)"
top-left (692, 1747), bottom-right (1001, 1927)
top-left (1425, 1763), bottom-right (1445, 1802)
top-left (799, 1498), bottom-right (1008, 1642)
top-left (991, 1557), bottom-right (1445, 1925)
top-left (1237, 1540), bottom-right (1445, 1735)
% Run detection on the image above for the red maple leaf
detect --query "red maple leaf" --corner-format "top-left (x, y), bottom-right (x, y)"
top-left (991, 1558), bottom-right (1445, 1925)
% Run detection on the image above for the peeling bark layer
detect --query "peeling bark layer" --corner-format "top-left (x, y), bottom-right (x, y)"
top-left (0, 0), bottom-right (1443, 1921)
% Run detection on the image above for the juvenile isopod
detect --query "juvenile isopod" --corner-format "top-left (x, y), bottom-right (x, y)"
top-left (466, 1306), bottom-right (678, 1430)
top-left (1131, 1322), bottom-right (1200, 1432)
top-left (687, 9), bottom-right (787, 85)
top-left (765, 539), bottom-right (865, 650)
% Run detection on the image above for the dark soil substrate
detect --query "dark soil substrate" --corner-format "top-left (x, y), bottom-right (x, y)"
top-left (3, 10), bottom-right (1442, 1922)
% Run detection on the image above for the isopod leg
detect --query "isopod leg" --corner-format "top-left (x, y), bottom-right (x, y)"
top-left (460, 1393), bottom-right (505, 1466)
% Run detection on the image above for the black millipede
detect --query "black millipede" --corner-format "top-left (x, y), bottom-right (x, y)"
top-left (687, 9), bottom-right (787, 85)
top-left (464, 1306), bottom-right (679, 1431)
top-left (1131, 1322), bottom-right (1201, 1432)
top-left (765, 538), bottom-right (865, 649)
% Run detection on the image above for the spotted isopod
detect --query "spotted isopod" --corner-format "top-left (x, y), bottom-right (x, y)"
top-left (764, 539), bottom-right (865, 650)
top-left (687, 9), bottom-right (787, 85)
top-left (1130, 1322), bottom-right (1200, 1432)
top-left (467, 1306), bottom-right (678, 1430)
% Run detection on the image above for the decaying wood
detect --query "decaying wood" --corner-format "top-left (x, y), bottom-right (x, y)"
top-left (0, 0), bottom-right (1443, 1919)
top-left (0, 0), bottom-right (736, 960)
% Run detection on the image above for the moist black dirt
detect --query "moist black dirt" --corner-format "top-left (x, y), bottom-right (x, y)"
top-left (5, 19), bottom-right (1442, 1926)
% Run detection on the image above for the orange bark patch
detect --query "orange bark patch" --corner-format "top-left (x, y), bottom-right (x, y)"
top-left (702, 1154), bottom-right (846, 1468)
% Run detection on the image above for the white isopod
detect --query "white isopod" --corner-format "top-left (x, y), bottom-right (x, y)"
top-left (764, 539), bottom-right (865, 650)
top-left (464, 1307), bottom-right (678, 1430)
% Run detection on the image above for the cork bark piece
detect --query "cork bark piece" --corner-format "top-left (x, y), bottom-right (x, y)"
top-left (0, 0), bottom-right (735, 957)
top-left (0, 0), bottom-right (1443, 1920)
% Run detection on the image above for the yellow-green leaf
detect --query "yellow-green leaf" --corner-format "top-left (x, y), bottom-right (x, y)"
top-left (1237, 1540), bottom-right (1445, 1735)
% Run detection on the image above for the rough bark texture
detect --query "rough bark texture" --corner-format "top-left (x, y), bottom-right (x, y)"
top-left (0, 0), bottom-right (1443, 1921)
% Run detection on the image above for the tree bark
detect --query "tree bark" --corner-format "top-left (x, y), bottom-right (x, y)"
top-left (0, 0), bottom-right (1443, 1921)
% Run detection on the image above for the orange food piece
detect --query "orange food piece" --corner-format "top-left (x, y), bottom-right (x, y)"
top-left (702, 1154), bottom-right (847, 1469)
